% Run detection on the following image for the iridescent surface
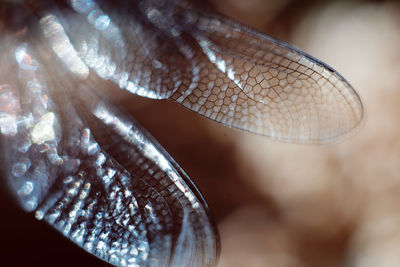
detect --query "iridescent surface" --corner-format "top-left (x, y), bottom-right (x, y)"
top-left (0, 32), bottom-right (218, 266)
top-left (0, 0), bottom-right (363, 266)
top-left (57, 0), bottom-right (363, 143)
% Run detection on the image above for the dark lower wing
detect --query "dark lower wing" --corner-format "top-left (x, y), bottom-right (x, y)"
top-left (0, 25), bottom-right (219, 267)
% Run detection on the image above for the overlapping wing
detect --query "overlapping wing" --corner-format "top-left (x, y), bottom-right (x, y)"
top-left (47, 0), bottom-right (190, 99)
top-left (42, 0), bottom-right (362, 143)
top-left (172, 9), bottom-right (364, 143)
top-left (0, 28), bottom-right (219, 267)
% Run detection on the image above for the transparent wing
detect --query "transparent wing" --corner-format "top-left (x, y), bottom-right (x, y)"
top-left (48, 0), bottom-right (190, 99)
top-left (0, 29), bottom-right (218, 267)
top-left (171, 9), bottom-right (364, 143)
top-left (45, 0), bottom-right (362, 143)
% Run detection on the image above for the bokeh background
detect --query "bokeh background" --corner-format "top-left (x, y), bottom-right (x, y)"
top-left (2, 0), bottom-right (400, 266)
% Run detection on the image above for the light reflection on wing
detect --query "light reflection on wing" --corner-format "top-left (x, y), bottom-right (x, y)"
top-left (45, 0), bottom-right (363, 143)
top-left (0, 24), bottom-right (219, 267)
top-left (0, 0), bottom-right (364, 266)
top-left (172, 8), bottom-right (364, 143)
top-left (56, 0), bottom-right (190, 99)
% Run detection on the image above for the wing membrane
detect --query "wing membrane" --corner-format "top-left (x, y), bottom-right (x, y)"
top-left (0, 30), bottom-right (219, 267)
top-left (172, 9), bottom-right (363, 143)
top-left (47, 0), bottom-right (189, 99)
top-left (38, 1), bottom-right (363, 143)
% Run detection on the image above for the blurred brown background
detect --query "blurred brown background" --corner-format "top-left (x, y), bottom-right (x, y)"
top-left (2, 0), bottom-right (400, 266)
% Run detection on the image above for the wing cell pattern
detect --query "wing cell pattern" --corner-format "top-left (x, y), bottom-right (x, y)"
top-left (172, 10), bottom-right (363, 143)
top-left (0, 28), bottom-right (218, 267)
top-left (34, 0), bottom-right (363, 143)
top-left (56, 0), bottom-right (189, 99)
top-left (0, 0), bottom-right (364, 266)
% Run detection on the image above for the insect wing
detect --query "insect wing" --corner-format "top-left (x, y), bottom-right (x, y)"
top-left (48, 0), bottom-right (363, 143)
top-left (52, 0), bottom-right (190, 99)
top-left (0, 26), bottom-right (219, 267)
top-left (172, 8), bottom-right (364, 143)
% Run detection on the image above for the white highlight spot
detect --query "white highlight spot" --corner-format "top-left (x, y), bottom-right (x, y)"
top-left (40, 14), bottom-right (89, 79)
top-left (30, 112), bottom-right (56, 144)
top-left (94, 14), bottom-right (111, 30)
